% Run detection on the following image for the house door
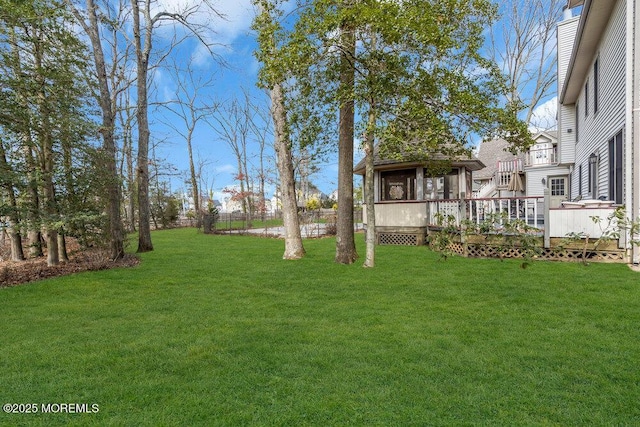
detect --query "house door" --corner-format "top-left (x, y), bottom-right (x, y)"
top-left (548, 176), bottom-right (568, 208)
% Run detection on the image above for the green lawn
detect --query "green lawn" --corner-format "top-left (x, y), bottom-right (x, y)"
top-left (1, 228), bottom-right (639, 426)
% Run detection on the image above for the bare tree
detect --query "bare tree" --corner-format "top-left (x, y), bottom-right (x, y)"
top-left (247, 94), bottom-right (274, 220)
top-left (159, 60), bottom-right (216, 226)
top-left (118, 94), bottom-right (137, 233)
top-left (130, 0), bottom-right (223, 252)
top-left (209, 94), bottom-right (256, 222)
top-left (489, 0), bottom-right (563, 127)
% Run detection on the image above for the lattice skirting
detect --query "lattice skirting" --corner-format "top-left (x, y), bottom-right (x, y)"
top-left (448, 243), bottom-right (627, 263)
top-left (378, 233), bottom-right (418, 246)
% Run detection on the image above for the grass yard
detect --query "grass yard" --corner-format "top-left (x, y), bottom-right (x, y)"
top-left (1, 227), bottom-right (639, 426)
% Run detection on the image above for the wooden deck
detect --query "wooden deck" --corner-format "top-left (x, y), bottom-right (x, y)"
top-left (364, 195), bottom-right (629, 262)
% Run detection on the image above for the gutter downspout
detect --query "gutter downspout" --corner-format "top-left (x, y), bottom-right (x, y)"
top-left (632, 0), bottom-right (640, 264)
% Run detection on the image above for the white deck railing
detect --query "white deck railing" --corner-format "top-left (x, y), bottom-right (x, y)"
top-left (369, 193), bottom-right (625, 250)
top-left (426, 196), bottom-right (544, 229)
top-left (525, 148), bottom-right (558, 167)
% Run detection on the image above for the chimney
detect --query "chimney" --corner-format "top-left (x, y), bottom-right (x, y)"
top-left (562, 6), bottom-right (573, 20)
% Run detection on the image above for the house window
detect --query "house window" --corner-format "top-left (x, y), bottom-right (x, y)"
top-left (608, 131), bottom-right (623, 204)
top-left (550, 177), bottom-right (566, 197)
top-left (588, 153), bottom-right (598, 197)
top-left (584, 80), bottom-right (589, 117)
top-left (593, 59), bottom-right (599, 113)
top-left (380, 169), bottom-right (416, 201)
top-left (579, 164), bottom-right (583, 196)
top-left (423, 169), bottom-right (458, 200)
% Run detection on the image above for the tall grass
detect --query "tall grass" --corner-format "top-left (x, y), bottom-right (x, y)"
top-left (1, 228), bottom-right (639, 425)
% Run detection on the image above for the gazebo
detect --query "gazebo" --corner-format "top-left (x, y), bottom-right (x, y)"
top-left (354, 146), bottom-right (484, 245)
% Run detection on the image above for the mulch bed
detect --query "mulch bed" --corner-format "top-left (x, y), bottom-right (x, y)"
top-left (0, 238), bottom-right (139, 288)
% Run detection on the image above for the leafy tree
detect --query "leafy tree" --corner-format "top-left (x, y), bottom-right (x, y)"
top-left (253, 0), bottom-right (306, 260)
top-left (286, 0), bottom-right (531, 266)
top-left (0, 0), bottom-right (100, 266)
top-left (150, 183), bottom-right (180, 229)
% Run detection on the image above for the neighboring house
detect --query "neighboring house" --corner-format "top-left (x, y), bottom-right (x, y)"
top-left (557, 0), bottom-right (640, 262)
top-left (473, 137), bottom-right (526, 199)
top-left (354, 146), bottom-right (484, 245)
top-left (473, 131), bottom-right (567, 204)
top-left (295, 183), bottom-right (328, 210)
top-left (181, 192), bottom-right (221, 214)
top-left (270, 183), bottom-right (328, 212)
top-left (523, 131), bottom-right (572, 208)
top-left (221, 197), bottom-right (243, 213)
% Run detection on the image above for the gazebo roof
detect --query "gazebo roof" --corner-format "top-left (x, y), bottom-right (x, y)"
top-left (354, 144), bottom-right (484, 175)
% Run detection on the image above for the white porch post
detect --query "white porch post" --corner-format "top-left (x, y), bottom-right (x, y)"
top-left (416, 167), bottom-right (424, 200)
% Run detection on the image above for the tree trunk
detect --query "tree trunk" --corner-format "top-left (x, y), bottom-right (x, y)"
top-left (24, 145), bottom-right (43, 258)
top-left (271, 82), bottom-right (305, 259)
top-left (186, 128), bottom-right (200, 227)
top-left (9, 228), bottom-right (24, 262)
top-left (18, 82), bottom-right (43, 258)
top-left (27, 231), bottom-right (43, 258)
top-left (58, 233), bottom-right (69, 263)
top-left (126, 141), bottom-right (136, 233)
top-left (25, 145), bottom-right (43, 258)
top-left (0, 142), bottom-right (25, 261)
top-left (43, 154), bottom-right (59, 267)
top-left (243, 159), bottom-right (253, 228)
top-left (363, 107), bottom-right (376, 268)
top-left (132, 0), bottom-right (153, 252)
top-left (335, 13), bottom-right (357, 264)
top-left (122, 111), bottom-right (136, 233)
top-left (43, 231), bottom-right (58, 267)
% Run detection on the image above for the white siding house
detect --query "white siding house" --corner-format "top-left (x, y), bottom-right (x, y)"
top-left (557, 12), bottom-right (579, 166)
top-left (559, 0), bottom-right (640, 263)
